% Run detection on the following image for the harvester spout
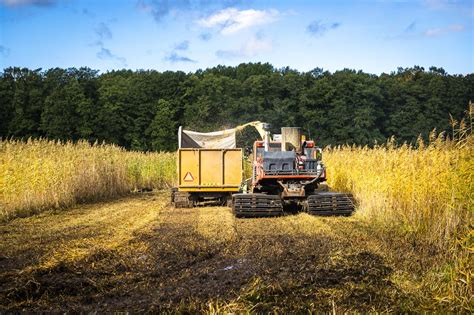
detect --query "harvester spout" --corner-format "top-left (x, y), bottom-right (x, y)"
top-left (281, 127), bottom-right (302, 152)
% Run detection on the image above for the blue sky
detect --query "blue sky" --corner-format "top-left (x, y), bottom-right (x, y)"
top-left (0, 0), bottom-right (473, 74)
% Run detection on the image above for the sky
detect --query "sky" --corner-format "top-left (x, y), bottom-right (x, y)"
top-left (0, 0), bottom-right (473, 74)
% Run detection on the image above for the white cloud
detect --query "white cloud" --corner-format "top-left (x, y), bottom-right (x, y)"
top-left (216, 33), bottom-right (273, 58)
top-left (198, 8), bottom-right (279, 35)
top-left (424, 24), bottom-right (465, 36)
top-left (306, 20), bottom-right (341, 37)
top-left (243, 35), bottom-right (273, 56)
top-left (96, 47), bottom-right (127, 67)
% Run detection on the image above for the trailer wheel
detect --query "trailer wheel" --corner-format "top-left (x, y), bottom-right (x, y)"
top-left (173, 191), bottom-right (193, 208)
top-left (170, 187), bottom-right (178, 204)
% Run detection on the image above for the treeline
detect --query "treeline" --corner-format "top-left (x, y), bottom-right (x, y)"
top-left (1, 63), bottom-right (472, 151)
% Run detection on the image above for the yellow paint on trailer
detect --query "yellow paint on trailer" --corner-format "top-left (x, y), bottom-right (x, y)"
top-left (179, 187), bottom-right (240, 192)
top-left (201, 150), bottom-right (223, 186)
top-left (177, 148), bottom-right (243, 192)
top-left (179, 150), bottom-right (200, 187)
top-left (223, 150), bottom-right (242, 185)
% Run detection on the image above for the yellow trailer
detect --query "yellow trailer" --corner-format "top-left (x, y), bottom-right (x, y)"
top-left (171, 123), bottom-right (265, 208)
top-left (172, 148), bottom-right (243, 207)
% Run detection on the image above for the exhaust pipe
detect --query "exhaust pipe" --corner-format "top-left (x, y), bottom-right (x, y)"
top-left (262, 123), bottom-right (271, 151)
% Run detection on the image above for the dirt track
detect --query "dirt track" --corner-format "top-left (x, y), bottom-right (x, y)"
top-left (0, 191), bottom-right (415, 312)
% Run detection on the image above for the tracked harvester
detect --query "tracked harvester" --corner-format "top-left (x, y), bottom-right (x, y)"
top-left (233, 125), bottom-right (355, 217)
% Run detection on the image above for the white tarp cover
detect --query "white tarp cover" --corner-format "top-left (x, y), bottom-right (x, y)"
top-left (179, 121), bottom-right (266, 149)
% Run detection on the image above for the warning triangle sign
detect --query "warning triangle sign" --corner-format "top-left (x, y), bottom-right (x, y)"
top-left (183, 172), bottom-right (194, 182)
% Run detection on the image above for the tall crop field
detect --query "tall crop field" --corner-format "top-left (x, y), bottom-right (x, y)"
top-left (323, 120), bottom-right (473, 308)
top-left (0, 139), bottom-right (175, 221)
top-left (324, 133), bottom-right (472, 246)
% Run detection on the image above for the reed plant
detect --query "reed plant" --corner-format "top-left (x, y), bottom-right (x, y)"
top-left (324, 133), bottom-right (472, 246)
top-left (0, 139), bottom-right (176, 221)
top-left (323, 106), bottom-right (473, 309)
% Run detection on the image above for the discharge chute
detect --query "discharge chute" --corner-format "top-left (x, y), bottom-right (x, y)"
top-left (178, 121), bottom-right (266, 149)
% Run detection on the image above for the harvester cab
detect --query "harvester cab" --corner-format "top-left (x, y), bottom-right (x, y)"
top-left (233, 126), bottom-right (355, 217)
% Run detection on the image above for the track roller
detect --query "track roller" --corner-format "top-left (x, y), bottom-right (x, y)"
top-left (307, 192), bottom-right (355, 216)
top-left (232, 193), bottom-right (284, 218)
top-left (172, 191), bottom-right (194, 208)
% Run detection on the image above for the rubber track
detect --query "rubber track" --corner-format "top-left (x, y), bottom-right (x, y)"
top-left (173, 191), bottom-right (193, 208)
top-left (307, 192), bottom-right (355, 216)
top-left (233, 193), bottom-right (284, 218)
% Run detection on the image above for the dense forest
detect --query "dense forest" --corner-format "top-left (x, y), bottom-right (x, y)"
top-left (0, 63), bottom-right (472, 151)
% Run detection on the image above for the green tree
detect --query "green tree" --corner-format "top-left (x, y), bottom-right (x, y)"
top-left (0, 69), bottom-right (15, 137)
top-left (146, 99), bottom-right (177, 151)
top-left (41, 78), bottom-right (92, 140)
top-left (7, 68), bottom-right (44, 138)
top-left (0, 64), bottom-right (472, 150)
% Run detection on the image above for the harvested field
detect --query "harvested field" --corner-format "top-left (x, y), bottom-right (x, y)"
top-left (0, 190), bottom-right (450, 313)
